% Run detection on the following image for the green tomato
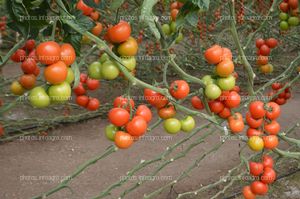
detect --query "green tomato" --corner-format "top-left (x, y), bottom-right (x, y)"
top-left (217, 75), bottom-right (235, 91)
top-left (162, 24), bottom-right (171, 35)
top-left (66, 68), bottom-right (75, 84)
top-left (279, 12), bottom-right (288, 21)
top-left (164, 118), bottom-right (181, 134)
top-left (170, 21), bottom-right (177, 32)
top-left (121, 56), bottom-right (136, 71)
top-left (100, 53), bottom-right (110, 63)
top-left (105, 124), bottom-right (118, 141)
top-left (48, 82), bottom-right (71, 103)
top-left (205, 84), bottom-right (221, 100)
top-left (101, 61), bottom-right (120, 80)
top-left (180, 116), bottom-right (195, 133)
top-left (29, 86), bottom-right (50, 108)
top-left (88, 61), bottom-right (102, 80)
top-left (202, 75), bottom-right (215, 86)
top-left (288, 16), bottom-right (299, 26)
top-left (175, 32), bottom-right (183, 43)
top-left (280, 21), bottom-right (289, 30)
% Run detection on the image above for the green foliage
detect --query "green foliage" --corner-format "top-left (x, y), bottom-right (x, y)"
top-left (140, 0), bottom-right (160, 40)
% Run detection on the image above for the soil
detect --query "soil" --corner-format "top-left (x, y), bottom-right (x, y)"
top-left (1, 63), bottom-right (300, 199)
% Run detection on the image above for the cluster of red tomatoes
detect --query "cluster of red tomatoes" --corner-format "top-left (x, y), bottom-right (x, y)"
top-left (243, 155), bottom-right (276, 198)
top-left (236, 0), bottom-right (245, 24)
top-left (255, 38), bottom-right (278, 74)
top-left (76, 0), bottom-right (103, 38)
top-left (0, 123), bottom-right (3, 137)
top-left (247, 101), bottom-right (280, 151)
top-left (106, 97), bottom-right (152, 149)
top-left (268, 82), bottom-right (292, 105)
top-left (10, 40), bottom-right (40, 95)
top-left (279, 0), bottom-right (299, 31)
top-left (74, 73), bottom-right (100, 111)
top-left (0, 16), bottom-right (6, 31)
top-left (170, 1), bottom-right (183, 21)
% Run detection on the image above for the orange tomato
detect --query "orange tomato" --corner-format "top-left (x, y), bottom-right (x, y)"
top-left (216, 59), bottom-right (234, 77)
top-left (92, 22), bottom-right (103, 36)
top-left (60, 43), bottom-right (76, 66)
top-left (44, 61), bottom-right (68, 84)
top-left (204, 45), bottom-right (223, 64)
top-left (114, 131), bottom-right (134, 149)
top-left (36, 41), bottom-right (61, 65)
top-left (19, 74), bottom-right (36, 89)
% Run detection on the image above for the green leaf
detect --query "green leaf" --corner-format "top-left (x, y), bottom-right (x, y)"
top-left (140, 0), bottom-right (160, 40)
top-left (192, 0), bottom-right (210, 10)
top-left (73, 10), bottom-right (95, 32)
top-left (83, 0), bottom-right (106, 9)
top-left (71, 61), bottom-right (80, 88)
top-left (110, 0), bottom-right (125, 10)
top-left (64, 33), bottom-right (82, 56)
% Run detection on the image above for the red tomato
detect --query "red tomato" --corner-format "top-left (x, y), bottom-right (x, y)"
top-left (262, 155), bottom-right (274, 168)
top-left (256, 55), bottom-right (268, 65)
top-left (80, 73), bottom-right (88, 83)
top-left (249, 101), bottom-right (266, 119)
top-left (92, 22), bottom-right (103, 36)
top-left (285, 91), bottom-right (291, 99)
top-left (33, 66), bottom-right (40, 76)
top-left (255, 38), bottom-right (265, 48)
top-left (171, 9), bottom-right (179, 21)
top-left (135, 105), bottom-right (152, 123)
top-left (86, 78), bottom-right (100, 90)
top-left (246, 112), bottom-right (263, 128)
top-left (60, 43), bottom-right (76, 66)
top-left (250, 181), bottom-right (268, 195)
top-left (279, 2), bottom-right (289, 12)
top-left (76, 0), bottom-right (93, 15)
top-left (11, 49), bottom-right (26, 62)
top-left (224, 91), bottom-right (241, 108)
top-left (87, 98), bottom-right (100, 111)
top-left (259, 44), bottom-right (271, 56)
top-left (204, 45), bottom-right (223, 64)
top-left (76, 95), bottom-right (89, 107)
top-left (170, 80), bottom-right (190, 99)
top-left (249, 161), bottom-right (264, 176)
top-left (275, 97), bottom-right (286, 105)
top-left (144, 88), bottom-right (168, 108)
top-left (261, 167), bottom-right (276, 184)
top-left (265, 102), bottom-right (280, 120)
top-left (126, 116), bottom-right (148, 136)
top-left (219, 107), bottom-right (231, 119)
top-left (28, 49), bottom-right (38, 62)
top-left (36, 41), bottom-right (61, 65)
top-left (191, 96), bottom-right (204, 110)
top-left (229, 119), bottom-right (244, 134)
top-left (158, 104), bottom-right (176, 119)
top-left (288, 0), bottom-right (299, 9)
top-left (221, 47), bottom-right (233, 61)
top-left (114, 131), bottom-right (133, 149)
top-left (263, 135), bottom-right (279, 149)
top-left (264, 120), bottom-right (280, 135)
top-left (107, 21), bottom-right (131, 43)
top-left (108, 108), bottom-right (130, 127)
top-left (265, 38), bottom-right (278, 48)
top-left (247, 128), bottom-right (263, 137)
top-left (208, 100), bottom-right (224, 114)
top-left (73, 82), bottom-right (86, 96)
top-left (271, 82), bottom-right (282, 90)
top-left (19, 74), bottom-right (36, 89)
top-left (113, 96), bottom-right (135, 112)
top-left (170, 2), bottom-right (178, 9)
top-left (231, 85), bottom-right (240, 93)
top-left (228, 112), bottom-right (243, 122)
top-left (21, 58), bottom-right (37, 74)
top-left (24, 39), bottom-right (36, 51)
top-left (242, 186), bottom-right (256, 199)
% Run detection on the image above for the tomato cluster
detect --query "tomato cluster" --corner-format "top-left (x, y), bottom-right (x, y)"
top-left (106, 98), bottom-right (152, 149)
top-left (0, 16), bottom-right (6, 31)
top-left (268, 82), bottom-right (292, 105)
top-left (10, 40), bottom-right (40, 95)
top-left (255, 38), bottom-right (278, 74)
top-left (243, 155), bottom-right (276, 198)
top-left (170, 1), bottom-right (183, 21)
top-left (0, 123), bottom-right (4, 137)
top-left (279, 0), bottom-right (299, 31)
top-left (236, 0), bottom-right (245, 24)
top-left (74, 73), bottom-right (100, 111)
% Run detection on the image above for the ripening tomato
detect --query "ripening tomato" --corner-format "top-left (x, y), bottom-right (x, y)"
top-left (135, 105), bottom-right (152, 123)
top-left (170, 2), bottom-right (178, 9)
top-left (86, 78), bottom-right (100, 90)
top-left (249, 161), bottom-right (264, 176)
top-left (264, 120), bottom-right (280, 135)
top-left (224, 91), bottom-right (241, 108)
top-left (275, 97), bottom-right (286, 105)
top-left (113, 96), bottom-right (135, 112)
top-left (36, 41), bottom-right (61, 65)
top-left (265, 38), bottom-right (278, 48)
top-left (205, 84), bottom-right (222, 100)
top-left (170, 80), bottom-right (190, 99)
top-left (92, 22), bottom-right (103, 36)
top-left (250, 181), bottom-right (268, 195)
top-left (285, 92), bottom-right (291, 99)
top-left (33, 66), bottom-right (40, 76)
top-left (73, 82), bottom-right (86, 96)
top-left (248, 136), bottom-right (264, 151)
top-left (107, 21), bottom-right (131, 43)
top-left (158, 104), bottom-right (176, 119)
top-left (90, 11), bottom-right (100, 21)
top-left (76, 0), bottom-right (93, 15)
top-left (11, 49), bottom-right (26, 62)
top-left (28, 49), bottom-right (38, 62)
top-left (191, 96), bottom-right (204, 110)
top-left (259, 44), bottom-right (271, 56)
top-left (249, 101), bottom-right (266, 119)
top-left (256, 55), bottom-right (268, 65)
top-left (108, 108), bottom-right (130, 127)
top-left (216, 59), bottom-right (234, 77)
top-left (0, 124), bottom-right (4, 137)
top-left (24, 39), bottom-right (35, 51)
top-left (229, 119), bottom-right (244, 134)
top-left (272, 82), bottom-right (282, 90)
top-left (10, 81), bottom-right (25, 95)
top-left (19, 74), bottom-right (36, 89)
top-left (171, 9), bottom-right (179, 21)
top-left (247, 128), bottom-right (263, 137)
top-left (228, 112), bottom-right (243, 122)
top-left (105, 124), bottom-right (118, 141)
top-left (28, 87), bottom-right (50, 108)
top-left (76, 95), bottom-right (89, 107)
top-left (288, 0), bottom-right (298, 9)
top-left (21, 58), bottom-right (37, 74)
top-left (60, 43), bottom-right (76, 66)
top-left (144, 88), bottom-right (168, 108)
top-left (219, 107), bottom-right (231, 119)
top-left (260, 64), bottom-right (273, 74)
top-left (44, 61), bottom-right (68, 84)
top-left (262, 155), bottom-right (274, 168)
top-left (208, 100), bottom-right (224, 114)
top-left (263, 135), bottom-right (279, 149)
top-left (114, 131), bottom-right (134, 149)
top-left (117, 37), bottom-right (138, 56)
top-left (279, 2), bottom-right (289, 12)
top-left (261, 167), bottom-right (276, 184)
top-left (242, 186), bottom-right (256, 199)
top-left (180, 116), bottom-right (195, 132)
top-left (221, 47), bottom-right (232, 61)
top-left (87, 98), bottom-right (100, 111)
top-left (204, 45), bottom-right (223, 64)
top-left (256, 38), bottom-right (265, 48)
top-left (126, 116), bottom-right (148, 136)
top-left (265, 102), bottom-right (280, 120)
